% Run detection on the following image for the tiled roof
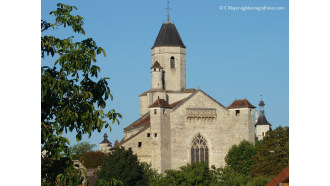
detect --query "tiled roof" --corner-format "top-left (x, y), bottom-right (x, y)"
top-left (266, 166), bottom-right (289, 186)
top-left (139, 88), bottom-right (195, 97)
top-left (117, 124), bottom-right (150, 147)
top-left (227, 99), bottom-right (256, 109)
top-left (150, 61), bottom-right (163, 69)
top-left (152, 23), bottom-right (186, 49)
top-left (149, 98), bottom-right (172, 108)
top-left (124, 113), bottom-right (150, 131)
top-left (113, 139), bottom-right (119, 147)
top-left (183, 88), bottom-right (196, 93)
top-left (170, 99), bottom-right (185, 108)
top-left (139, 90), bottom-right (150, 97)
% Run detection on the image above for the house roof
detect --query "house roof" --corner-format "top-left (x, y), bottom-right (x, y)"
top-left (124, 112), bottom-right (151, 131)
top-left (150, 61), bottom-right (163, 69)
top-left (227, 99), bottom-right (256, 109)
top-left (152, 23), bottom-right (186, 49)
top-left (266, 166), bottom-right (289, 186)
top-left (149, 98), bottom-right (172, 108)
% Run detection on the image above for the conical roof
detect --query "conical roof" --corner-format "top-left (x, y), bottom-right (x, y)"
top-left (150, 61), bottom-right (163, 69)
top-left (152, 23), bottom-right (186, 49)
top-left (255, 110), bottom-right (272, 126)
top-left (114, 139), bottom-right (119, 148)
top-left (100, 133), bottom-right (111, 144)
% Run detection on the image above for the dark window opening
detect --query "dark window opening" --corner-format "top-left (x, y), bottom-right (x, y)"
top-left (262, 132), bottom-right (264, 136)
top-left (235, 110), bottom-right (240, 116)
top-left (170, 56), bottom-right (175, 68)
top-left (154, 133), bottom-right (157, 137)
top-left (154, 68), bottom-right (156, 71)
top-left (147, 133), bottom-right (150, 137)
top-left (191, 134), bottom-right (209, 167)
top-left (138, 142), bottom-right (142, 147)
top-left (154, 109), bottom-right (157, 114)
top-left (128, 147), bottom-right (132, 151)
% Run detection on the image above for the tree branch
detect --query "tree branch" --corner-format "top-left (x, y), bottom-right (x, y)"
top-left (41, 21), bottom-right (60, 32)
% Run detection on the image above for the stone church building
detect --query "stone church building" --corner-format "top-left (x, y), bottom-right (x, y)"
top-left (99, 21), bottom-right (272, 173)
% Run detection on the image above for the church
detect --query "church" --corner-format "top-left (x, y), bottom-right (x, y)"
top-left (99, 20), bottom-right (272, 173)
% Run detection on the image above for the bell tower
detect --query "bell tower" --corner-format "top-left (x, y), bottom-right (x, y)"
top-left (151, 22), bottom-right (186, 92)
top-left (255, 98), bottom-right (272, 140)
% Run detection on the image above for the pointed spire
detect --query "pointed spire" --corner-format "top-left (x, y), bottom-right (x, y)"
top-left (100, 133), bottom-right (111, 144)
top-left (166, 0), bottom-right (171, 23)
top-left (114, 138), bottom-right (119, 147)
top-left (152, 23), bottom-right (186, 49)
top-left (150, 61), bottom-right (163, 69)
top-left (255, 97), bottom-right (272, 126)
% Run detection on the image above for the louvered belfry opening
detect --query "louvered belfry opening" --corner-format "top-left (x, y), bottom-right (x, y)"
top-left (191, 134), bottom-right (209, 167)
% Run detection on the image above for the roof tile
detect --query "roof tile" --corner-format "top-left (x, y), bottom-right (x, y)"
top-left (227, 99), bottom-right (256, 109)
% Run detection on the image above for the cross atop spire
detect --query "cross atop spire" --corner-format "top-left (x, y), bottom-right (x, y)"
top-left (259, 94), bottom-right (265, 109)
top-left (165, 0), bottom-right (171, 23)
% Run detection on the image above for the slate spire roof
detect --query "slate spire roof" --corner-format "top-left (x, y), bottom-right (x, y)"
top-left (152, 23), bottom-right (186, 49)
top-left (255, 99), bottom-right (272, 126)
top-left (100, 133), bottom-right (111, 144)
top-left (150, 61), bottom-right (163, 69)
top-left (255, 110), bottom-right (272, 126)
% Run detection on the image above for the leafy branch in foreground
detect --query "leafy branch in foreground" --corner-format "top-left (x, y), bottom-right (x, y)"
top-left (41, 3), bottom-right (121, 185)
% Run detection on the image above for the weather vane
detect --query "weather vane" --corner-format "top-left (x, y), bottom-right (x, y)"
top-left (165, 0), bottom-right (171, 23)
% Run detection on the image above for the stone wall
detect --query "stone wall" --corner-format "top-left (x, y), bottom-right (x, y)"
top-left (169, 91), bottom-right (232, 169)
top-left (256, 124), bottom-right (271, 140)
top-left (121, 127), bottom-right (152, 164)
top-left (151, 46), bottom-right (186, 91)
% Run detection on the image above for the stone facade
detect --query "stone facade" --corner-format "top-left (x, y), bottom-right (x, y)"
top-left (100, 22), bottom-right (271, 173)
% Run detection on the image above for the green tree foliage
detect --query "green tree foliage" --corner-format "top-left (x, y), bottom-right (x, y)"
top-left (140, 162), bottom-right (162, 185)
top-left (41, 3), bottom-right (121, 185)
top-left (245, 176), bottom-right (270, 186)
top-left (251, 126), bottom-right (289, 177)
top-left (69, 141), bottom-right (96, 160)
top-left (96, 147), bottom-right (145, 186)
top-left (225, 140), bottom-right (257, 175)
top-left (159, 162), bottom-right (216, 186)
top-left (217, 166), bottom-right (251, 186)
top-left (80, 151), bottom-right (105, 168)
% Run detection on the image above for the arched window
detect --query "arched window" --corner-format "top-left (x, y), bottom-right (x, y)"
top-left (191, 134), bottom-right (209, 167)
top-left (170, 56), bottom-right (175, 68)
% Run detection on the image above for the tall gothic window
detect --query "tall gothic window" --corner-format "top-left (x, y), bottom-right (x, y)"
top-left (191, 134), bottom-right (209, 167)
top-left (170, 56), bottom-right (175, 68)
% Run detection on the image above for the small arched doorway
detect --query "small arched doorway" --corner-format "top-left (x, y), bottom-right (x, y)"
top-left (191, 134), bottom-right (209, 167)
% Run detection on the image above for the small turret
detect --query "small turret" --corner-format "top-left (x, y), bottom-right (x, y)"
top-left (228, 99), bottom-right (256, 142)
top-left (99, 133), bottom-right (112, 152)
top-left (151, 61), bottom-right (164, 90)
top-left (255, 98), bottom-right (272, 140)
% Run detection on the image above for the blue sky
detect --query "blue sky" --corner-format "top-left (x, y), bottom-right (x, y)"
top-left (42, 0), bottom-right (288, 150)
